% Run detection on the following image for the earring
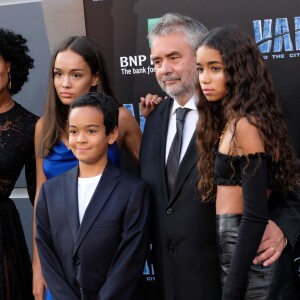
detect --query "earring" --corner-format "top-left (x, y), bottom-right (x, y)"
top-left (8, 73), bottom-right (12, 90)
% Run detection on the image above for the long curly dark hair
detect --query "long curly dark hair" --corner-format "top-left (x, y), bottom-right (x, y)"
top-left (38, 36), bottom-right (119, 157)
top-left (0, 28), bottom-right (34, 95)
top-left (196, 25), bottom-right (299, 201)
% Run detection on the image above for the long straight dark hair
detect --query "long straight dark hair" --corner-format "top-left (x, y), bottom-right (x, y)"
top-left (38, 36), bottom-right (120, 157)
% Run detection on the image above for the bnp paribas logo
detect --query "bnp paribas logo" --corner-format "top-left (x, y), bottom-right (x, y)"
top-left (253, 17), bottom-right (300, 59)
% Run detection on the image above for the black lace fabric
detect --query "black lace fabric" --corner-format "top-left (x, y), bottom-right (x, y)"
top-left (0, 102), bottom-right (38, 300)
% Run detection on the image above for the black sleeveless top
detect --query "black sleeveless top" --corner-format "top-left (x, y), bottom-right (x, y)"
top-left (213, 147), bottom-right (275, 188)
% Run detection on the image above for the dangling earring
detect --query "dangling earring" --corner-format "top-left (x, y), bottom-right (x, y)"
top-left (8, 73), bottom-right (12, 90)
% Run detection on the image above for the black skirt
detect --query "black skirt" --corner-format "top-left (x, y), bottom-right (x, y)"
top-left (216, 214), bottom-right (299, 300)
top-left (0, 198), bottom-right (34, 300)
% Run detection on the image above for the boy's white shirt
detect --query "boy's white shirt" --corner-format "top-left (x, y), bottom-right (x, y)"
top-left (78, 174), bottom-right (102, 223)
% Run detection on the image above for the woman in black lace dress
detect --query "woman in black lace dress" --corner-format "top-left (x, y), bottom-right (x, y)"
top-left (0, 28), bottom-right (38, 300)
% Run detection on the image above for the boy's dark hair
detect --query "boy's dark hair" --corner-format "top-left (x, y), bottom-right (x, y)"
top-left (69, 92), bottom-right (119, 135)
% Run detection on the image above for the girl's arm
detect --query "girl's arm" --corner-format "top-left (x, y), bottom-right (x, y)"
top-left (32, 118), bottom-right (48, 300)
top-left (222, 118), bottom-right (269, 300)
top-left (117, 107), bottom-right (142, 165)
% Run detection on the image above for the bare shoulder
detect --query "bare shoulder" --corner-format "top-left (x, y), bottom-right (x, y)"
top-left (235, 116), bottom-right (264, 155)
top-left (35, 117), bottom-right (44, 138)
top-left (118, 107), bottom-right (139, 129)
top-left (235, 116), bottom-right (257, 133)
top-left (118, 106), bottom-right (135, 120)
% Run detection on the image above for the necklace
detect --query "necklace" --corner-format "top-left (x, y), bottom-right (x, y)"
top-left (0, 98), bottom-right (12, 112)
top-left (219, 119), bottom-right (233, 142)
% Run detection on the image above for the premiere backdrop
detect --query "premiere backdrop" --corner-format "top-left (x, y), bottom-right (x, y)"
top-left (83, 0), bottom-right (300, 156)
top-left (83, 0), bottom-right (300, 295)
top-left (0, 0), bottom-right (299, 296)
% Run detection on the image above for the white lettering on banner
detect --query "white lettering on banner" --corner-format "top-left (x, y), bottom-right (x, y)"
top-left (121, 68), bottom-right (132, 75)
top-left (290, 52), bottom-right (300, 58)
top-left (119, 55), bottom-right (155, 76)
top-left (120, 55), bottom-right (147, 67)
top-left (132, 67), bottom-right (146, 74)
top-left (272, 54), bottom-right (285, 59)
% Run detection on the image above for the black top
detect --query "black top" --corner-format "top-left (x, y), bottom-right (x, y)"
top-left (214, 147), bottom-right (275, 187)
top-left (214, 148), bottom-right (273, 299)
top-left (0, 102), bottom-right (38, 202)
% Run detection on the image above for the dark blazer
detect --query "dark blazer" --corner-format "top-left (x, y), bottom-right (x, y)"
top-left (36, 163), bottom-right (150, 300)
top-left (140, 98), bottom-right (221, 300)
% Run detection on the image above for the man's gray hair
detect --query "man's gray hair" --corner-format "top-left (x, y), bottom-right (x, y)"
top-left (148, 12), bottom-right (208, 51)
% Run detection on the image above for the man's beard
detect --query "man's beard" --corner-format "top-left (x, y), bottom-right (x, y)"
top-left (159, 76), bottom-right (196, 100)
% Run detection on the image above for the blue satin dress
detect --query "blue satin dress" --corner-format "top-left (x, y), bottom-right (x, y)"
top-left (43, 140), bottom-right (120, 300)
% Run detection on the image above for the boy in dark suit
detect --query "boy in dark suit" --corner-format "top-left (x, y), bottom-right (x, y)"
top-left (36, 92), bottom-right (150, 300)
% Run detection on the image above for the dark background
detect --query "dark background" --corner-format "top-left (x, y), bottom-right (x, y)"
top-left (83, 0), bottom-right (300, 159)
top-left (83, 0), bottom-right (300, 292)
top-left (0, 0), bottom-right (298, 295)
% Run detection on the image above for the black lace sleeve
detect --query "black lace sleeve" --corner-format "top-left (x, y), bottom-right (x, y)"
top-left (0, 102), bottom-right (38, 203)
top-left (222, 154), bottom-right (269, 300)
top-left (24, 138), bottom-right (36, 204)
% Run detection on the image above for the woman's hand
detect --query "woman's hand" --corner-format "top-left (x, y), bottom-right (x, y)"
top-left (139, 93), bottom-right (163, 118)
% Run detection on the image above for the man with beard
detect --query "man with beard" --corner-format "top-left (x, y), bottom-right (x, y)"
top-left (140, 13), bottom-right (221, 300)
top-left (139, 12), bottom-right (299, 300)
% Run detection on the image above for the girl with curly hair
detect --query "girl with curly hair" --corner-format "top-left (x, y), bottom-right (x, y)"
top-left (0, 28), bottom-right (38, 299)
top-left (196, 25), bottom-right (300, 299)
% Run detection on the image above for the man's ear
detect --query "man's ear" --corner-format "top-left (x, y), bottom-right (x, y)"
top-left (108, 127), bottom-right (119, 145)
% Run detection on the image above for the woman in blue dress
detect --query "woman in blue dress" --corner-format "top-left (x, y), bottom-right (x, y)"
top-left (32, 36), bottom-right (142, 300)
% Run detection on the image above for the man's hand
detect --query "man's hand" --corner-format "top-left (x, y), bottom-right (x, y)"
top-left (140, 93), bottom-right (163, 118)
top-left (32, 265), bottom-right (47, 300)
top-left (253, 220), bottom-right (287, 266)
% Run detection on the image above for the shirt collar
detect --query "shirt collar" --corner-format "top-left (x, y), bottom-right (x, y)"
top-left (171, 94), bottom-right (198, 116)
